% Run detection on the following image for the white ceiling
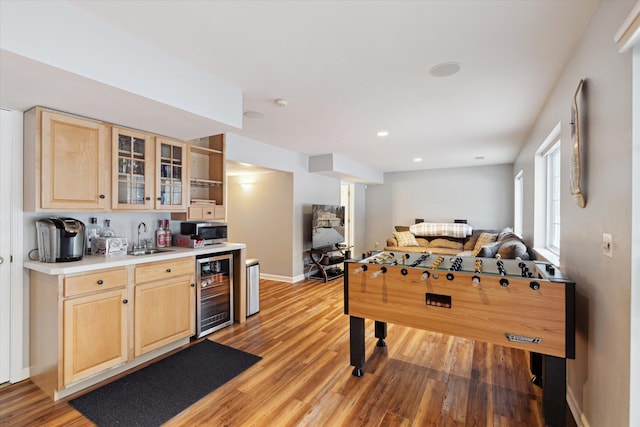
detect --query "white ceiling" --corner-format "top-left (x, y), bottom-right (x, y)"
top-left (7, 1), bottom-right (599, 173)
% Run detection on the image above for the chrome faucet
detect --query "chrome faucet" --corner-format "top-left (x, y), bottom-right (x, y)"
top-left (137, 222), bottom-right (147, 248)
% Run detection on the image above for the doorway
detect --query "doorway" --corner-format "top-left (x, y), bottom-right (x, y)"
top-left (340, 182), bottom-right (355, 250)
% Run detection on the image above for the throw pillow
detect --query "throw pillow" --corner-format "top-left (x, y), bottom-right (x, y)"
top-left (393, 231), bottom-right (419, 247)
top-left (477, 241), bottom-right (502, 258)
top-left (471, 232), bottom-right (498, 257)
top-left (497, 227), bottom-right (516, 241)
top-left (497, 239), bottom-right (530, 260)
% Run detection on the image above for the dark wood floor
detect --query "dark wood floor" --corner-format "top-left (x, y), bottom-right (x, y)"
top-left (1, 277), bottom-right (576, 426)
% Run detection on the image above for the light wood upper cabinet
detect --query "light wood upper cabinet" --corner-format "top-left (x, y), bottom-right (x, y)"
top-left (24, 107), bottom-right (195, 213)
top-left (171, 134), bottom-right (226, 221)
top-left (24, 107), bottom-right (110, 211)
top-left (112, 127), bottom-right (154, 210)
top-left (155, 137), bottom-right (188, 211)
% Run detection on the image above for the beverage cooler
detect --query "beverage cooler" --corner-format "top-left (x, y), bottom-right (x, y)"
top-left (195, 253), bottom-right (233, 338)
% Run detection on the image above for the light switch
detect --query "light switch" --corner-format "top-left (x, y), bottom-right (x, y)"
top-left (602, 233), bottom-right (613, 257)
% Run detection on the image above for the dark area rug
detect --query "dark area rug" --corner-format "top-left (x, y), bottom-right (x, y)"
top-left (69, 340), bottom-right (261, 426)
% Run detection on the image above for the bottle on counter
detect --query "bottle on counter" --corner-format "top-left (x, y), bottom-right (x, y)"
top-left (102, 219), bottom-right (116, 237)
top-left (156, 219), bottom-right (166, 248)
top-left (164, 219), bottom-right (172, 247)
top-left (85, 217), bottom-right (101, 255)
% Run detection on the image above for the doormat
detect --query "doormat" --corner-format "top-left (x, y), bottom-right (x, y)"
top-left (69, 340), bottom-right (261, 426)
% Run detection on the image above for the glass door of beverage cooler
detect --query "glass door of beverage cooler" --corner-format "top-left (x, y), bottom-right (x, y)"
top-left (195, 253), bottom-right (233, 338)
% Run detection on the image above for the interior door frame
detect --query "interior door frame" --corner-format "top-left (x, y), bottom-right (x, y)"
top-left (340, 181), bottom-right (355, 250)
top-left (0, 108), bottom-right (26, 383)
top-left (0, 108), bottom-right (11, 384)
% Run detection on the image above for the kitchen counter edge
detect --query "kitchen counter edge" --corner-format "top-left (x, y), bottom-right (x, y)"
top-left (23, 243), bottom-right (247, 275)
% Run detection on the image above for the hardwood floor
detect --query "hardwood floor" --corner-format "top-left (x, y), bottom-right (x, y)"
top-left (1, 277), bottom-right (575, 426)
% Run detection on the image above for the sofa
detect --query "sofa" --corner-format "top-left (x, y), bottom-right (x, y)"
top-left (385, 224), bottom-right (535, 260)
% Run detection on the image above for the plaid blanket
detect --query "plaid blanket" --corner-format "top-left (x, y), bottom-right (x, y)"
top-left (409, 222), bottom-right (473, 238)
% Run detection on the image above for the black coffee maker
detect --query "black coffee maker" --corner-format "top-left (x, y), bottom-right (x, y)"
top-left (36, 218), bottom-right (86, 262)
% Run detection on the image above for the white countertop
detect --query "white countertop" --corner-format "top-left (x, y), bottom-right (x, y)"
top-left (23, 242), bottom-right (246, 275)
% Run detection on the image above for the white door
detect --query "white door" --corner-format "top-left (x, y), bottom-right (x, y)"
top-left (0, 108), bottom-right (12, 384)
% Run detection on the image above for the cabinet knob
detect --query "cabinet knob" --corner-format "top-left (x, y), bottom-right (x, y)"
top-left (145, 196), bottom-right (151, 201)
top-left (97, 280), bottom-right (104, 285)
top-left (207, 211), bottom-right (212, 215)
top-left (122, 299), bottom-right (128, 304)
top-left (191, 283), bottom-right (195, 287)
top-left (166, 268), bottom-right (172, 273)
top-left (157, 197), bottom-right (161, 201)
top-left (99, 194), bottom-right (106, 199)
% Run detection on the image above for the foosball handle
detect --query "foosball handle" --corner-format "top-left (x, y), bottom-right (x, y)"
top-left (354, 265), bottom-right (368, 275)
top-left (472, 276), bottom-right (481, 288)
top-left (531, 375), bottom-right (542, 387)
top-left (371, 266), bottom-right (387, 279)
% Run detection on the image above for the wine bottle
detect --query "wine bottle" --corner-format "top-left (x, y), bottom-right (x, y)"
top-left (164, 219), bottom-right (172, 247)
top-left (101, 219), bottom-right (116, 237)
top-left (85, 217), bottom-right (101, 255)
top-left (156, 219), bottom-right (166, 248)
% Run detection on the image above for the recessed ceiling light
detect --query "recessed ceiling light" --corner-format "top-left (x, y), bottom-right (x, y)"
top-left (377, 130), bottom-right (389, 137)
top-left (429, 62), bottom-right (462, 78)
top-left (243, 111), bottom-right (264, 119)
top-left (413, 157), bottom-right (423, 162)
top-left (274, 98), bottom-right (288, 107)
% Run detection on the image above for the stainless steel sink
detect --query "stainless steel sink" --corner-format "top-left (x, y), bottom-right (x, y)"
top-left (127, 248), bottom-right (175, 256)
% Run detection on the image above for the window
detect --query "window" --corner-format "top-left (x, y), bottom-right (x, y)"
top-left (545, 143), bottom-right (561, 255)
top-left (534, 122), bottom-right (561, 262)
top-left (514, 170), bottom-right (524, 237)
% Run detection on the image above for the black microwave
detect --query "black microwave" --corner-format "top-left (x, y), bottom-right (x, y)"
top-left (180, 222), bottom-right (228, 245)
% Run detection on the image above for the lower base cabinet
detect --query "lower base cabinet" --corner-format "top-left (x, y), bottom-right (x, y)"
top-left (63, 287), bottom-right (129, 386)
top-left (134, 258), bottom-right (196, 356)
top-left (29, 259), bottom-right (195, 400)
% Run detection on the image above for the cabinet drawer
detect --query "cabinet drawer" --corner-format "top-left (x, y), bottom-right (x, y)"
top-left (135, 257), bottom-right (194, 284)
top-left (64, 268), bottom-right (128, 297)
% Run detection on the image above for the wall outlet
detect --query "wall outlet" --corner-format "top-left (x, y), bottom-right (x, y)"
top-left (602, 233), bottom-right (613, 258)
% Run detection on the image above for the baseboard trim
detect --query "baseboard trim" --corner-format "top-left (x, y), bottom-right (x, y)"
top-left (260, 273), bottom-right (299, 283)
top-left (567, 385), bottom-right (589, 427)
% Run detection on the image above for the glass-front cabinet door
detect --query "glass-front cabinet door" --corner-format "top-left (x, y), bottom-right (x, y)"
top-left (155, 138), bottom-right (187, 210)
top-left (112, 127), bottom-right (154, 210)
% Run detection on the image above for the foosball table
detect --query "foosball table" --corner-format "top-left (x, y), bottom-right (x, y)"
top-left (344, 251), bottom-right (575, 427)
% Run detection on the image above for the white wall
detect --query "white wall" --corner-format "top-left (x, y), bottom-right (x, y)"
top-left (226, 132), bottom-right (346, 281)
top-left (365, 164), bottom-right (514, 250)
top-left (0, 0), bottom-right (242, 129)
top-left (630, 42), bottom-right (640, 427)
top-left (293, 172), bottom-right (341, 280)
top-left (227, 172), bottom-right (294, 279)
top-left (22, 212), bottom-right (175, 259)
top-left (514, 2), bottom-right (635, 426)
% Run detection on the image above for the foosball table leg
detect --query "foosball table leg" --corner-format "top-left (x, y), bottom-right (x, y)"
top-left (375, 320), bottom-right (387, 347)
top-left (543, 355), bottom-right (567, 427)
top-left (350, 316), bottom-right (365, 377)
